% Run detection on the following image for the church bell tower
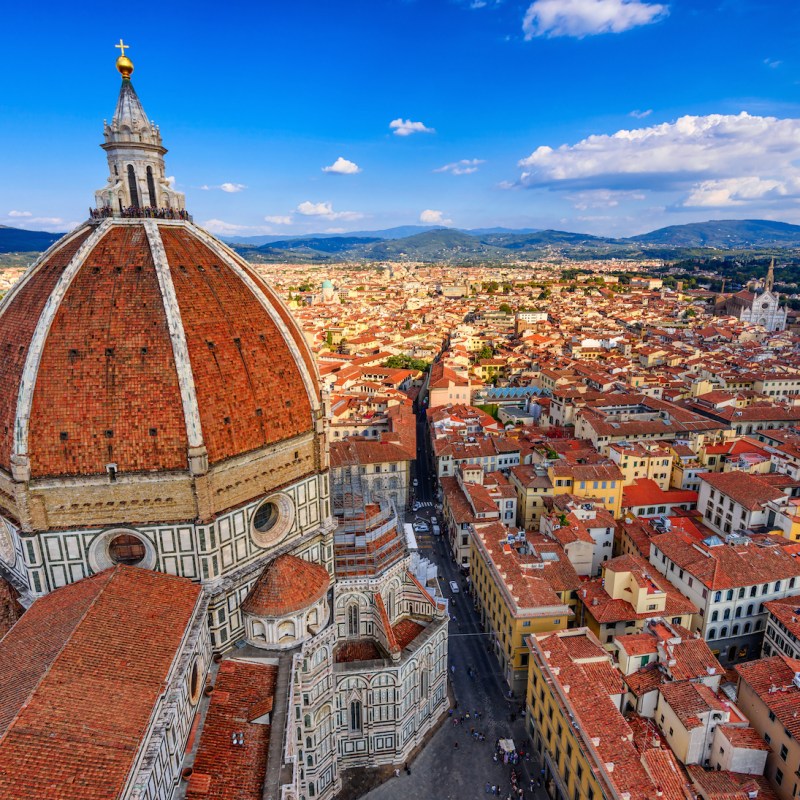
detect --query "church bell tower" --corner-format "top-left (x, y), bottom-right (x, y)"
top-left (94, 40), bottom-right (185, 213)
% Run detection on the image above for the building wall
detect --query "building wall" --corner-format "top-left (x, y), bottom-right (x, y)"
top-left (526, 641), bottom-right (607, 800)
top-left (709, 728), bottom-right (768, 775)
top-left (470, 539), bottom-right (568, 692)
top-left (763, 614), bottom-right (800, 660)
top-left (735, 680), bottom-right (800, 800)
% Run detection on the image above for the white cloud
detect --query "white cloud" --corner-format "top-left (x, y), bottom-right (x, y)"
top-left (516, 112), bottom-right (800, 209)
top-left (567, 189), bottom-right (647, 209)
top-left (166, 176), bottom-right (177, 189)
top-left (629, 109), bottom-right (652, 119)
top-left (322, 157), bottom-right (362, 175)
top-left (2, 212), bottom-right (76, 231)
top-left (434, 158), bottom-right (485, 175)
top-left (390, 118), bottom-right (435, 136)
top-left (296, 201), bottom-right (363, 221)
top-left (201, 219), bottom-right (255, 235)
top-left (264, 215), bottom-right (293, 225)
top-left (523, 0), bottom-right (668, 39)
top-left (199, 182), bottom-right (246, 192)
top-left (764, 58), bottom-right (782, 69)
top-left (420, 209), bottom-right (453, 225)
top-left (683, 176), bottom-right (800, 207)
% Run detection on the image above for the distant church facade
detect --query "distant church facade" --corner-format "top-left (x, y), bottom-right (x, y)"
top-left (720, 259), bottom-right (787, 332)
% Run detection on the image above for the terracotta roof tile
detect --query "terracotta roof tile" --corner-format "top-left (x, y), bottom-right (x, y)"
top-left (0, 566), bottom-right (201, 800)
top-left (242, 554), bottom-right (330, 617)
top-left (187, 659), bottom-right (277, 800)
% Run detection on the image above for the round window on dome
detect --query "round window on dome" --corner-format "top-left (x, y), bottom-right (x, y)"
top-left (108, 533), bottom-right (146, 566)
top-left (253, 502), bottom-right (279, 533)
top-left (251, 494), bottom-right (295, 548)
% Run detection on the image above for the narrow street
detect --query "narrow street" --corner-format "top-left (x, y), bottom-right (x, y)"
top-left (362, 401), bottom-right (548, 800)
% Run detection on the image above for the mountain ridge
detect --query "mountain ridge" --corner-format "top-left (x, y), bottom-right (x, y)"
top-left (5, 218), bottom-right (800, 262)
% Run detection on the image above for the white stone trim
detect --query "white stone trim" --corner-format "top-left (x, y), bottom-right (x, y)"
top-left (143, 221), bottom-right (205, 451)
top-left (250, 491), bottom-right (296, 548)
top-left (13, 220), bottom-right (113, 461)
top-left (188, 223), bottom-right (321, 412)
top-left (0, 222), bottom-right (94, 324)
top-left (87, 527), bottom-right (157, 572)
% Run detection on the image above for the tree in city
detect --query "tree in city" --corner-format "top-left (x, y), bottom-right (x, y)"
top-left (383, 355), bottom-right (431, 371)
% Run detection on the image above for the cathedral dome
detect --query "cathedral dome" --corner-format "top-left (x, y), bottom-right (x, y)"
top-left (242, 553), bottom-right (330, 616)
top-left (0, 218), bottom-right (320, 480)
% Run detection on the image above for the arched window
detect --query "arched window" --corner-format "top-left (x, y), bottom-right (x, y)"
top-left (304, 715), bottom-right (311, 728)
top-left (306, 737), bottom-right (312, 749)
top-left (714, 591), bottom-right (722, 603)
top-left (708, 628), bottom-right (716, 640)
top-left (307, 755), bottom-right (313, 767)
top-left (711, 611), bottom-right (718, 622)
top-left (146, 165), bottom-right (157, 207)
top-left (278, 620), bottom-right (296, 641)
top-left (744, 622), bottom-right (751, 634)
top-left (723, 609), bottom-right (730, 620)
top-left (720, 626), bottom-right (728, 638)
top-left (309, 783), bottom-right (315, 797)
top-left (732, 624), bottom-right (739, 636)
top-left (127, 164), bottom-right (139, 207)
top-left (349, 700), bottom-right (362, 732)
top-left (421, 667), bottom-right (429, 698)
top-left (252, 621), bottom-right (266, 641)
top-left (347, 604), bottom-right (359, 637)
top-left (746, 604), bottom-right (754, 616)
top-left (387, 590), bottom-right (395, 621)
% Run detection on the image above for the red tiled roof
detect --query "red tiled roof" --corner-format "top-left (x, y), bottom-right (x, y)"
top-left (0, 566), bottom-right (202, 800)
top-left (687, 765), bottom-right (778, 800)
top-left (0, 228), bottom-right (92, 473)
top-left (187, 659), bottom-right (278, 800)
top-left (700, 470), bottom-right (786, 510)
top-left (623, 478), bottom-right (697, 509)
top-left (764, 595), bottom-right (800, 643)
top-left (334, 639), bottom-right (384, 663)
top-left (392, 618), bottom-right (425, 649)
top-left (242, 554), bottom-right (330, 617)
top-left (735, 655), bottom-right (800, 740)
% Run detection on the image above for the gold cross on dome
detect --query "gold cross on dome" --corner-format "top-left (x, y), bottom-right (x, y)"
top-left (115, 39), bottom-right (130, 57)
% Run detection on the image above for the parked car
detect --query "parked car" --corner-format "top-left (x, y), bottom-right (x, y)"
top-left (411, 502), bottom-right (421, 511)
top-left (432, 523), bottom-right (440, 535)
top-left (413, 522), bottom-right (429, 533)
top-left (412, 478), bottom-right (419, 486)
top-left (449, 581), bottom-right (459, 594)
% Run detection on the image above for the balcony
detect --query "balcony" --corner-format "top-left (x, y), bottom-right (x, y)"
top-left (90, 206), bottom-right (192, 222)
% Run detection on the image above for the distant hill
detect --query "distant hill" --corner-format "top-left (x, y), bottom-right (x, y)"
top-left (10, 219), bottom-right (800, 264)
top-left (627, 219), bottom-right (800, 248)
top-left (0, 226), bottom-right (64, 254)
top-left (255, 236), bottom-right (382, 254)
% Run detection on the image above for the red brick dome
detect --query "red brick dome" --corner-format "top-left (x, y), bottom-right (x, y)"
top-left (0, 219), bottom-right (320, 479)
top-left (242, 554), bottom-right (330, 616)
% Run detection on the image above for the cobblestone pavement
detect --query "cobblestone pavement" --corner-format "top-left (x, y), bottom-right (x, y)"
top-left (361, 407), bottom-right (549, 800)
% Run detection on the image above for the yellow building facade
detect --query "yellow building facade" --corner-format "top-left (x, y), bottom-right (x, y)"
top-left (470, 521), bottom-right (576, 692)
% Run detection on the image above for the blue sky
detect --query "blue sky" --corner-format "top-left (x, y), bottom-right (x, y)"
top-left (2, 0), bottom-right (800, 237)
